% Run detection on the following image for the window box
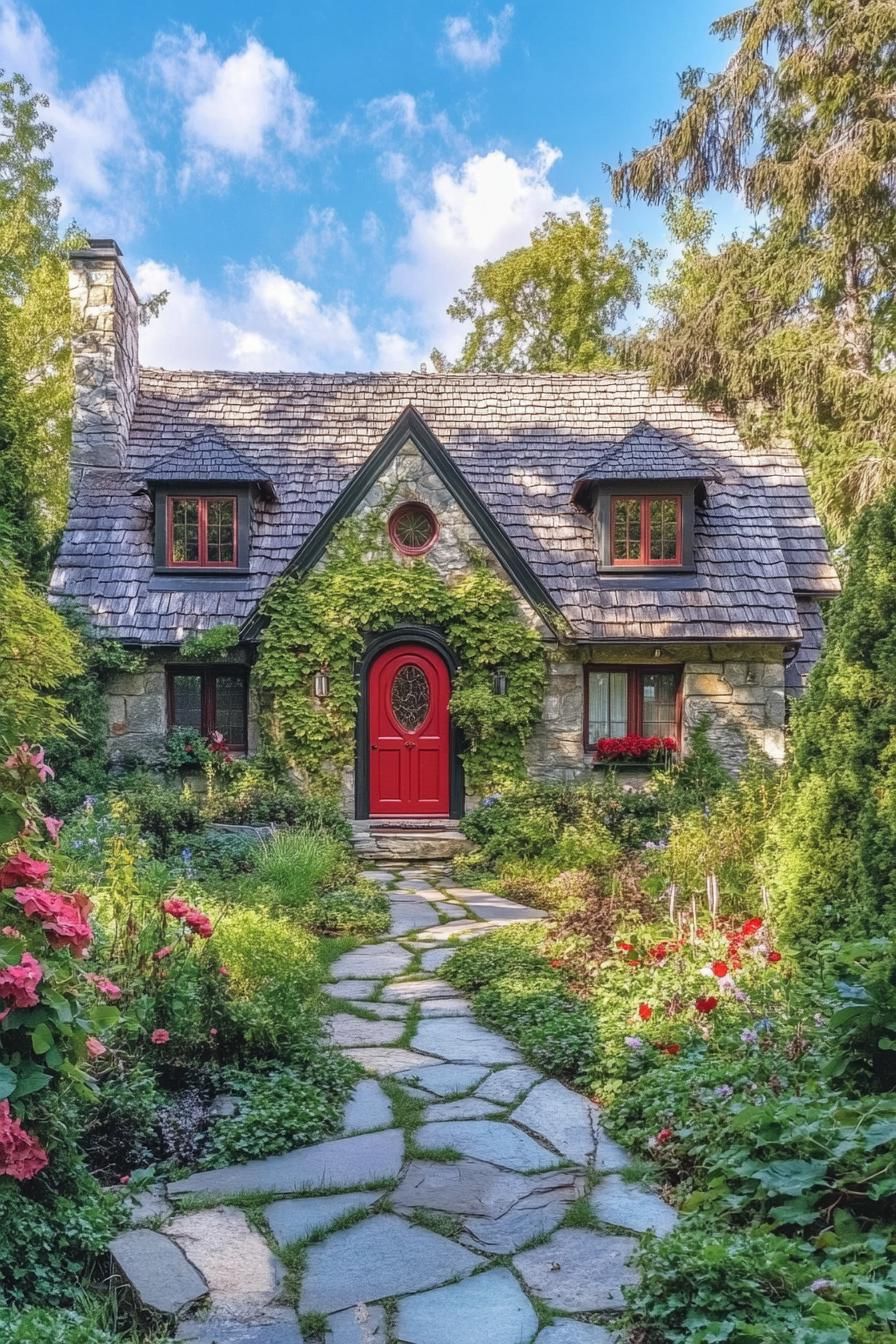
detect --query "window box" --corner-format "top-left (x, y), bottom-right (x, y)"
top-left (593, 733), bottom-right (677, 763)
top-left (166, 666), bottom-right (249, 752)
top-left (584, 665), bottom-right (681, 751)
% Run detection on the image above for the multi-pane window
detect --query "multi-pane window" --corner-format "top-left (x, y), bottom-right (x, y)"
top-left (167, 667), bottom-right (248, 750)
top-left (610, 495), bottom-right (682, 566)
top-left (167, 496), bottom-right (237, 568)
top-left (586, 667), bottom-right (679, 745)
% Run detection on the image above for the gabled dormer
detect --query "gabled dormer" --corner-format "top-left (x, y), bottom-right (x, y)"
top-left (570, 421), bottom-right (713, 575)
top-left (143, 432), bottom-right (276, 577)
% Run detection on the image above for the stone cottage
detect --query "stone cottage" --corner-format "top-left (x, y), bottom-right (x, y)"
top-left (52, 239), bottom-right (839, 827)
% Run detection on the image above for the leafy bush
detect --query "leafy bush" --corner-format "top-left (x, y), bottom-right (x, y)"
top-left (202, 761), bottom-right (351, 833)
top-left (818, 938), bottom-right (896, 1094)
top-left (170, 829), bottom-right (261, 880)
top-left (444, 921), bottom-right (548, 992)
top-left (114, 772), bottom-right (204, 854)
top-left (81, 1061), bottom-right (162, 1182)
top-left (203, 1052), bottom-right (358, 1166)
top-left (0, 1307), bottom-right (122, 1344)
top-left (163, 726), bottom-right (214, 771)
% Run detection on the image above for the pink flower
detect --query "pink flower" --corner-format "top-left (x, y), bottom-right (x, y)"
top-left (655, 1127), bottom-right (674, 1145)
top-left (0, 1100), bottom-right (48, 1180)
top-left (184, 908), bottom-right (213, 939)
top-left (0, 951), bottom-right (43, 1009)
top-left (150, 1028), bottom-right (170, 1045)
top-left (119, 1174), bottom-right (130, 1185)
top-left (1, 927), bottom-right (23, 939)
top-left (162, 898), bottom-right (191, 919)
top-left (4, 744), bottom-right (54, 783)
top-left (153, 945), bottom-right (174, 961)
top-left (85, 973), bottom-right (121, 1001)
top-left (42, 816), bottom-right (63, 844)
top-left (0, 853), bottom-right (51, 889)
top-left (218, 965), bottom-right (230, 977)
top-left (14, 887), bottom-right (93, 957)
top-left (85, 1036), bottom-right (107, 1059)
top-left (209, 1027), bottom-right (218, 1037)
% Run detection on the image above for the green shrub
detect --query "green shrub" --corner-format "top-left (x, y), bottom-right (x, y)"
top-left (251, 827), bottom-right (357, 910)
top-left (202, 762), bottom-right (351, 834)
top-left (444, 921), bottom-right (548, 992)
top-left (114, 772), bottom-right (204, 853)
top-left (81, 1061), bottom-right (163, 1182)
top-left (171, 829), bottom-right (261, 880)
top-left (0, 1307), bottom-right (121, 1344)
top-left (203, 1053), bottom-right (358, 1165)
top-left (818, 938), bottom-right (896, 1094)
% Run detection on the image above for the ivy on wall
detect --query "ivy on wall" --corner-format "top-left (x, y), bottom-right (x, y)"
top-left (254, 514), bottom-right (546, 793)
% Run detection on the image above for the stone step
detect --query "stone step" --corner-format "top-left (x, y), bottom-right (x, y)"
top-left (352, 821), bottom-right (472, 862)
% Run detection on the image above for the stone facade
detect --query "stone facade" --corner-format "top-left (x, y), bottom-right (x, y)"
top-left (104, 652), bottom-right (261, 768)
top-left (526, 643), bottom-right (787, 783)
top-left (69, 240), bottom-right (139, 472)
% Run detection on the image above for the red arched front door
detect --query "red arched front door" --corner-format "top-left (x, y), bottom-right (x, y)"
top-left (368, 644), bottom-right (451, 816)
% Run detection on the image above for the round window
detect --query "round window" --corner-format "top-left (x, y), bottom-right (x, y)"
top-left (388, 502), bottom-right (439, 555)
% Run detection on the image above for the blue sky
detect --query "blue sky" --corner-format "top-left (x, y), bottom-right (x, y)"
top-left (3, 2), bottom-right (739, 370)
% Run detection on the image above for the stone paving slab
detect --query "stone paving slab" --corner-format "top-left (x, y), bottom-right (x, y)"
top-left (394, 1063), bottom-right (490, 1096)
top-left (513, 1229), bottom-right (639, 1311)
top-left (412, 1018), bottom-right (524, 1065)
top-left (382, 977), bottom-right (458, 1002)
top-left (329, 942), bottom-right (412, 979)
top-left (109, 1228), bottom-right (207, 1318)
top-left (168, 1130), bottom-right (404, 1199)
top-left (392, 1158), bottom-right (582, 1226)
top-left (344, 1000), bottom-right (409, 1019)
top-left (405, 920), bottom-right (503, 944)
top-left (340, 1047), bottom-right (441, 1076)
top-left (416, 1120), bottom-right (562, 1171)
top-left (433, 901), bottom-right (467, 919)
top-left (420, 948), bottom-right (454, 972)
top-left (166, 1208), bottom-right (283, 1314)
top-left (418, 997), bottom-right (473, 1017)
top-left (299, 1213), bottom-right (484, 1315)
top-left (390, 901), bottom-right (441, 936)
top-left (127, 1188), bottom-right (172, 1225)
top-left (475, 1066), bottom-right (543, 1104)
top-left (177, 1310), bottom-right (304, 1343)
top-left (326, 1014), bottom-right (405, 1048)
top-left (593, 1126), bottom-right (631, 1173)
top-left (589, 1173), bottom-right (679, 1237)
top-left (422, 1097), bottom-right (503, 1122)
top-left (535, 1324), bottom-right (619, 1344)
top-left (327, 980), bottom-right (380, 1001)
top-left (458, 893), bottom-right (547, 923)
top-left (342, 1079), bottom-right (393, 1135)
top-left (326, 1304), bottom-right (386, 1344)
top-left (510, 1079), bottom-right (598, 1166)
top-left (394, 1267), bottom-right (538, 1344)
top-left (459, 1170), bottom-right (585, 1254)
top-left (265, 1191), bottom-right (381, 1246)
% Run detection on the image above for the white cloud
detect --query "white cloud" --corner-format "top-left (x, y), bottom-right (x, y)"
top-left (134, 259), bottom-right (366, 372)
top-left (0, 1), bottom-right (162, 235)
top-left (365, 92), bottom-right (422, 140)
top-left (374, 329), bottom-right (429, 370)
top-left (149, 27), bottom-right (314, 190)
top-left (389, 140), bottom-right (586, 357)
top-left (293, 206), bottom-right (351, 278)
top-left (441, 6), bottom-right (513, 70)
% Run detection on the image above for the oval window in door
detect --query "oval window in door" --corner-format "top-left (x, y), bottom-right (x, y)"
top-left (391, 663), bottom-right (430, 732)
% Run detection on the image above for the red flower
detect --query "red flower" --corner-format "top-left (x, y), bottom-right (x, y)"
top-left (14, 888), bottom-right (93, 957)
top-left (0, 1100), bottom-right (48, 1180)
top-left (655, 1127), bottom-right (674, 1145)
top-left (695, 996), bottom-right (718, 1014)
top-left (209, 1027), bottom-right (218, 1037)
top-left (0, 853), bottom-right (51, 890)
top-left (0, 951), bottom-right (43, 1009)
top-left (154, 945), bottom-right (174, 961)
top-left (767, 950), bottom-right (782, 964)
top-left (184, 908), bottom-right (213, 939)
top-left (595, 734), bottom-right (677, 762)
top-left (649, 942), bottom-right (670, 962)
top-left (85, 1036), bottom-right (107, 1059)
top-left (741, 917), bottom-right (763, 936)
top-left (616, 941), bottom-right (633, 952)
top-left (218, 965), bottom-right (230, 977)
top-left (638, 1003), bottom-right (653, 1021)
top-left (85, 973), bottom-right (121, 1001)
top-left (162, 898), bottom-right (191, 919)
top-left (150, 1028), bottom-right (169, 1045)
top-left (711, 961), bottom-right (729, 978)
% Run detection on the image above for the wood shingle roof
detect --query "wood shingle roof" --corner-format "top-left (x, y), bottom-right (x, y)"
top-left (52, 369), bottom-right (838, 646)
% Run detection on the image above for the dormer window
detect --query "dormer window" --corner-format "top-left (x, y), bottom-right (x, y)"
top-left (168, 495), bottom-right (238, 568)
top-left (611, 494), bottom-right (682, 567)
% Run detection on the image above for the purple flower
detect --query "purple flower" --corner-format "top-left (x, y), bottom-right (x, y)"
top-left (740, 1029), bottom-right (758, 1045)
top-left (714, 1084), bottom-right (734, 1099)
top-left (810, 1279), bottom-right (834, 1295)
top-left (624, 1036), bottom-right (643, 1051)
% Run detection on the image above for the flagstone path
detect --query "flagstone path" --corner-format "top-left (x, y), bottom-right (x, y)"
top-left (111, 863), bottom-right (678, 1343)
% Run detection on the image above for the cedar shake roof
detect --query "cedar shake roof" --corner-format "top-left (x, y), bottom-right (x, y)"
top-left (52, 369), bottom-right (839, 646)
top-left (142, 432), bottom-right (276, 496)
top-left (570, 421), bottom-right (717, 508)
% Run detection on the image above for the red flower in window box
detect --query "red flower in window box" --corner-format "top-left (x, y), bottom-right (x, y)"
top-left (594, 734), bottom-right (677, 763)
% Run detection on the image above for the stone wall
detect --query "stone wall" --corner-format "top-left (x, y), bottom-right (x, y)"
top-left (104, 653), bottom-right (260, 768)
top-left (526, 643), bottom-right (787, 783)
top-left (68, 240), bottom-right (139, 473)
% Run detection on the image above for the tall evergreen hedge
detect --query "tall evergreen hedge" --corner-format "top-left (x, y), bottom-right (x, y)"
top-left (773, 489), bottom-right (896, 944)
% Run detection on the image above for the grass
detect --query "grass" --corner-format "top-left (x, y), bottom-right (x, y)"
top-left (254, 828), bottom-right (353, 910)
top-left (409, 1207), bottom-right (464, 1238)
top-left (380, 1076), bottom-right (426, 1131)
top-left (398, 1002), bottom-right (421, 1048)
top-left (405, 1141), bottom-right (463, 1162)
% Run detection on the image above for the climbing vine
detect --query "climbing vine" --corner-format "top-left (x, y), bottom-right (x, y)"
top-left (254, 514), bottom-right (546, 793)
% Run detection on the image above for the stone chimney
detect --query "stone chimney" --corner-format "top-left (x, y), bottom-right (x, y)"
top-left (68, 238), bottom-right (139, 470)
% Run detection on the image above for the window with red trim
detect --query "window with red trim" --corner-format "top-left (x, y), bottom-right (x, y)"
top-left (584, 667), bottom-right (680, 747)
top-left (610, 495), bottom-right (682, 566)
top-left (167, 667), bottom-right (248, 750)
top-left (167, 496), bottom-right (238, 568)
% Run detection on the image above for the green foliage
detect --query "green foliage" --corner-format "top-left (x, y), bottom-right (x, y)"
top-left (773, 488), bottom-right (896, 944)
top-left (171, 829), bottom-right (260, 880)
top-left (81, 1061), bottom-right (162, 1181)
top-left (163, 726), bottom-right (214, 771)
top-left (180, 625), bottom-right (241, 659)
top-left (445, 924), bottom-right (599, 1081)
top-left (612, 3), bottom-right (896, 535)
top-left (820, 939), bottom-right (896, 1095)
top-left (203, 1054), bottom-right (358, 1165)
top-left (0, 1307), bottom-right (122, 1344)
top-left (255, 513), bottom-right (546, 793)
top-left (443, 201), bottom-right (652, 372)
top-left (251, 828), bottom-right (356, 904)
top-left (0, 546), bottom-right (83, 748)
top-left (201, 760), bottom-right (350, 833)
top-left (114, 772), bottom-right (205, 854)
top-left (459, 779), bottom-right (623, 873)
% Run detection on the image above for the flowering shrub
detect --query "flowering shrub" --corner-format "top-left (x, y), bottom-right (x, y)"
top-left (594, 733), bottom-right (677, 762)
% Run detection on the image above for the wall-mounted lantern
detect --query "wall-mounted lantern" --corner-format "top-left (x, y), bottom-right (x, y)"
top-left (492, 670), bottom-right (508, 696)
top-left (313, 666), bottom-right (330, 699)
